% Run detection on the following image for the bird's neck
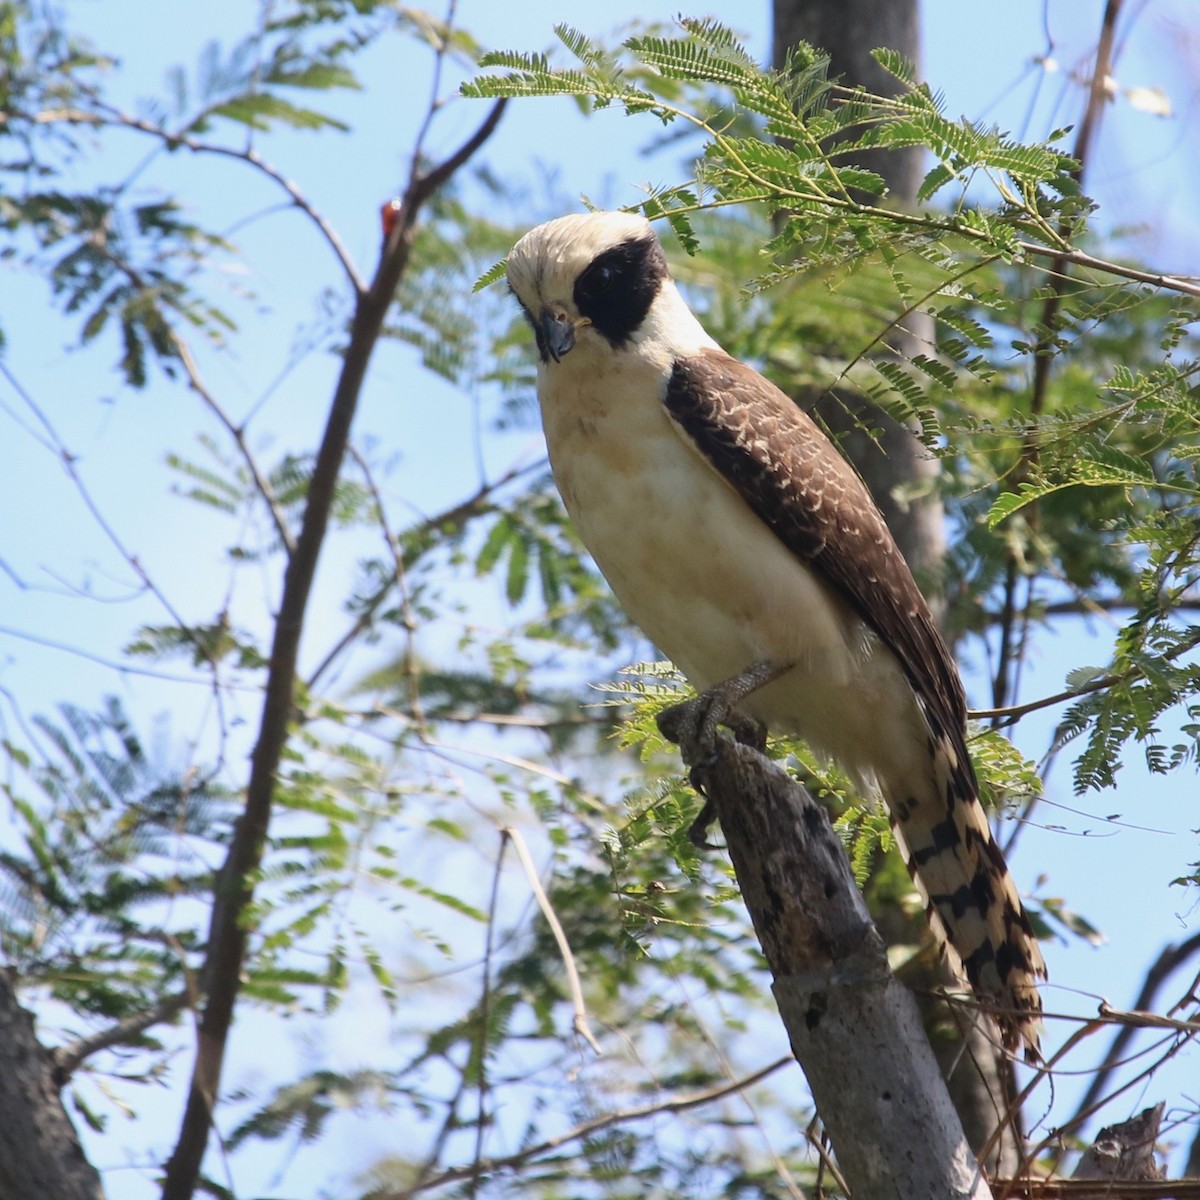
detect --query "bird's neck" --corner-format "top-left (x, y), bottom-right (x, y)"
top-left (631, 281), bottom-right (721, 367)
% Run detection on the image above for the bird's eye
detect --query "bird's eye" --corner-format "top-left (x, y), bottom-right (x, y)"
top-left (586, 264), bottom-right (615, 294)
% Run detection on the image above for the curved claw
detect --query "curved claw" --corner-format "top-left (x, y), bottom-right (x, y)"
top-left (657, 659), bottom-right (790, 765)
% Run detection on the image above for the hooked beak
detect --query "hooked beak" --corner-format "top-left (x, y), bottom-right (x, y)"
top-left (537, 308), bottom-right (577, 363)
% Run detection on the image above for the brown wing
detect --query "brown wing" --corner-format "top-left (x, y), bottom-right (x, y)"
top-left (664, 348), bottom-right (972, 777)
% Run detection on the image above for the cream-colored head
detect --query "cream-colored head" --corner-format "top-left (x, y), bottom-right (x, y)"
top-left (506, 211), bottom-right (705, 367)
top-left (506, 212), bottom-right (654, 308)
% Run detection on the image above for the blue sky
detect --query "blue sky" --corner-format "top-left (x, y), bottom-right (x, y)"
top-left (2, 0), bottom-right (1199, 1192)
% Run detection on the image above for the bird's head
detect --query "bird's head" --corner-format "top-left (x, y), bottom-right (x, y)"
top-left (506, 211), bottom-right (670, 365)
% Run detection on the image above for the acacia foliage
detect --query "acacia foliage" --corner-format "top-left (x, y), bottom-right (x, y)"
top-left (0, 5), bottom-right (1196, 1198)
top-left (467, 18), bottom-right (1200, 810)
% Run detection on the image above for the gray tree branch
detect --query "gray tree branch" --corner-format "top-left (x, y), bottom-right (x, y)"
top-left (664, 720), bottom-right (993, 1200)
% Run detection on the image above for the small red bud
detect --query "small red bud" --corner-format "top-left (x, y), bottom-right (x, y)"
top-left (381, 197), bottom-right (403, 238)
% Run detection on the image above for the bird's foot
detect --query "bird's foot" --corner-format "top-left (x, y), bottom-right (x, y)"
top-left (656, 660), bottom-right (792, 846)
top-left (657, 659), bottom-right (789, 762)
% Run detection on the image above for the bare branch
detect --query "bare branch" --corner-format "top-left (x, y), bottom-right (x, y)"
top-left (159, 85), bottom-right (507, 1200)
top-left (991, 1180), bottom-right (1200, 1199)
top-left (1014, 241), bottom-right (1200, 299)
top-left (502, 825), bottom-right (601, 1054)
top-left (406, 0), bottom-right (460, 190)
top-left (34, 102), bottom-right (369, 294)
top-left (1035, 597), bottom-right (1200, 617)
top-left (970, 627), bottom-right (1200, 726)
top-left (408, 99), bottom-right (507, 208)
top-left (50, 989), bottom-right (193, 1083)
top-left (659, 713), bottom-right (993, 1199)
top-left (0, 623), bottom-right (256, 689)
top-left (390, 1056), bottom-right (793, 1199)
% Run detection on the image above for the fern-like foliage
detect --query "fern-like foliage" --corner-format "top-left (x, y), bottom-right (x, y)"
top-left (464, 19), bottom-right (1082, 270)
top-left (464, 17), bottom-right (1200, 896)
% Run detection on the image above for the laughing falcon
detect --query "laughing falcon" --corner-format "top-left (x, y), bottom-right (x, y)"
top-left (506, 210), bottom-right (1045, 1057)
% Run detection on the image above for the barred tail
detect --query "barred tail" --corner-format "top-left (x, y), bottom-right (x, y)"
top-left (884, 724), bottom-right (1046, 1061)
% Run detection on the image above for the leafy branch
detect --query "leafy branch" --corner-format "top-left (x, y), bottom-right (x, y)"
top-left (462, 19), bottom-right (1200, 299)
top-left (158, 86), bottom-right (507, 1200)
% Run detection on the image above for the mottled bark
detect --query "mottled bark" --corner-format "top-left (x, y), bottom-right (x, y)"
top-left (0, 972), bottom-right (105, 1200)
top-left (660, 716), bottom-right (991, 1200)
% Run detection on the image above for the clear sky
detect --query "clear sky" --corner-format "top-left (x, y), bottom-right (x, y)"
top-left (2, 0), bottom-right (1198, 1192)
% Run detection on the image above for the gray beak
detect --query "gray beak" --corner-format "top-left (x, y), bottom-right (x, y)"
top-left (537, 308), bottom-right (576, 363)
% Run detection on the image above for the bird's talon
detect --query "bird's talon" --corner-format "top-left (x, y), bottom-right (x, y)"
top-left (655, 701), bottom-right (689, 746)
top-left (687, 798), bottom-right (719, 849)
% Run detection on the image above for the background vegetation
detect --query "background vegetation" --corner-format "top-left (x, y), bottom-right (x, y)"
top-left (0, 1), bottom-right (1196, 1196)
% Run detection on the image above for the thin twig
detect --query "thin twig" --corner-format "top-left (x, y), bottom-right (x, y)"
top-left (1016, 240), bottom-right (1200, 298)
top-left (0, 624), bottom-right (256, 689)
top-left (501, 825), bottom-right (601, 1054)
top-left (992, 0), bottom-right (1124, 716)
top-left (0, 358), bottom-right (233, 773)
top-left (657, 951), bottom-right (807, 1200)
top-left (992, 1181), bottom-right (1200, 1199)
top-left (471, 830), bottom-right (507, 1198)
top-left (407, 99), bottom-right (507, 207)
top-left (970, 626), bottom-right (1200, 725)
top-left (346, 444), bottom-right (427, 737)
top-left (390, 1056), bottom-right (793, 1199)
top-left (173, 336), bottom-right (296, 557)
top-left (50, 989), bottom-right (193, 1083)
top-left (34, 102), bottom-right (369, 294)
top-left (1068, 933), bottom-right (1200, 1131)
top-left (304, 456), bottom-right (545, 693)
top-left (407, 0), bottom-right (459, 190)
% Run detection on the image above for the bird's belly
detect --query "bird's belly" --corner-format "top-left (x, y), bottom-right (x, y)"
top-left (541, 384), bottom-right (908, 767)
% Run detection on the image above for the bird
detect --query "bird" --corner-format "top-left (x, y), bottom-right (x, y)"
top-left (505, 209), bottom-right (1045, 1058)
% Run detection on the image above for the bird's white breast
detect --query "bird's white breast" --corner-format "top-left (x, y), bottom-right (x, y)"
top-left (536, 341), bottom-right (921, 784)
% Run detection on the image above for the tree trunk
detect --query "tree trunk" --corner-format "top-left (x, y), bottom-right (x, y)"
top-left (772, 0), bottom-right (945, 595)
top-left (1072, 1104), bottom-right (1164, 1193)
top-left (0, 972), bottom-right (105, 1200)
top-left (661, 718), bottom-right (992, 1199)
top-left (771, 0), bottom-right (1019, 1172)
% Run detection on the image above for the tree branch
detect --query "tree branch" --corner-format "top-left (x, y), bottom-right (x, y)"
top-left (993, 1180), bottom-right (1200, 1199)
top-left (970, 626), bottom-right (1200, 726)
top-left (50, 989), bottom-right (193, 1084)
top-left (304, 456), bottom-right (546, 693)
top-left (33, 102), bottom-right (369, 294)
top-left (407, 99), bottom-right (506, 208)
top-left (158, 96), bottom-right (507, 1200)
top-left (390, 1056), bottom-right (793, 1199)
top-left (0, 972), bottom-right (104, 1200)
top-left (659, 716), bottom-right (993, 1200)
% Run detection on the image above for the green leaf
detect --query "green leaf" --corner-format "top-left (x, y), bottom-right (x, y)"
top-left (208, 92), bottom-right (349, 132)
top-left (473, 256), bottom-right (508, 292)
